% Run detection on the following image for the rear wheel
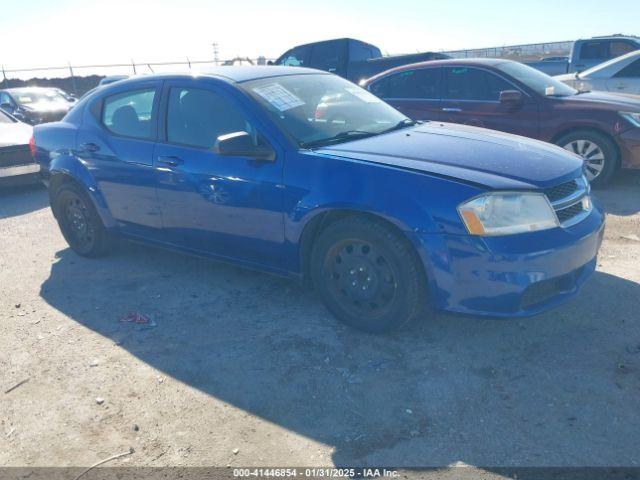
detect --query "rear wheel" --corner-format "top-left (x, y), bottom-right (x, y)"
top-left (555, 130), bottom-right (618, 186)
top-left (52, 183), bottom-right (112, 257)
top-left (310, 216), bottom-right (427, 333)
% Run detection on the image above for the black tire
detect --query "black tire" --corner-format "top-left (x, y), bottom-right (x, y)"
top-left (555, 130), bottom-right (619, 187)
top-left (310, 216), bottom-right (427, 333)
top-left (51, 182), bottom-right (112, 257)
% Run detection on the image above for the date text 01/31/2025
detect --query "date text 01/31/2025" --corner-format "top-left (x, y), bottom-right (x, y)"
top-left (233, 468), bottom-right (400, 477)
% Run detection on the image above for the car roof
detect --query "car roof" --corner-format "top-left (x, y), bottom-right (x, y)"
top-left (394, 58), bottom-right (509, 68)
top-left (362, 58), bottom-right (511, 84)
top-left (112, 66), bottom-right (326, 86)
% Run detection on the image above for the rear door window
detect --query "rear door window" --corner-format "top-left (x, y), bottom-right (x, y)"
top-left (370, 68), bottom-right (441, 99)
top-left (350, 43), bottom-right (377, 62)
top-left (579, 41), bottom-right (608, 60)
top-left (609, 41), bottom-right (638, 58)
top-left (444, 67), bottom-right (512, 101)
top-left (309, 41), bottom-right (343, 72)
top-left (102, 89), bottom-right (156, 139)
top-left (580, 40), bottom-right (638, 60)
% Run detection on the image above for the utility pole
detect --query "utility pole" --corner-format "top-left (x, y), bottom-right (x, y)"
top-left (212, 43), bottom-right (219, 66)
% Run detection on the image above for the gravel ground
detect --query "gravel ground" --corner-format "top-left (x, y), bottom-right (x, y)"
top-left (1, 172), bottom-right (639, 472)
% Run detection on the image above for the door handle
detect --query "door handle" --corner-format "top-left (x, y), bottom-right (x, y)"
top-left (441, 107), bottom-right (462, 113)
top-left (157, 155), bottom-right (183, 167)
top-left (80, 142), bottom-right (100, 152)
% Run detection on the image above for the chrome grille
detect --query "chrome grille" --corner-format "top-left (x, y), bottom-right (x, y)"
top-left (544, 180), bottom-right (578, 203)
top-left (544, 176), bottom-right (591, 227)
top-left (556, 202), bottom-right (585, 223)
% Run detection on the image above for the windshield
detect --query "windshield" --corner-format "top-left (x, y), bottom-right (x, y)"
top-left (242, 74), bottom-right (411, 147)
top-left (10, 89), bottom-right (68, 106)
top-left (496, 61), bottom-right (578, 97)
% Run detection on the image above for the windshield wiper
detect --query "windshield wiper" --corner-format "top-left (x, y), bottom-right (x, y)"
top-left (301, 130), bottom-right (379, 149)
top-left (380, 118), bottom-right (418, 134)
top-left (300, 119), bottom-right (419, 149)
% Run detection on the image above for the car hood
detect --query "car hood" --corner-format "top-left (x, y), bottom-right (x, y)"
top-left (0, 121), bottom-right (33, 147)
top-left (557, 91), bottom-right (640, 110)
top-left (316, 122), bottom-right (582, 189)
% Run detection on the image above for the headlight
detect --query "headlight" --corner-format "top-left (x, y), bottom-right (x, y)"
top-left (458, 192), bottom-right (559, 236)
top-left (619, 112), bottom-right (640, 128)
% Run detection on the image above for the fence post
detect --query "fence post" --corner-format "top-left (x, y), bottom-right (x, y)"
top-left (132, 59), bottom-right (137, 75)
top-left (187, 57), bottom-right (191, 70)
top-left (68, 62), bottom-right (78, 95)
top-left (1, 65), bottom-right (6, 84)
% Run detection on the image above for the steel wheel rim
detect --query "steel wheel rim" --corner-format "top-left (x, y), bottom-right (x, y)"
top-left (562, 139), bottom-right (605, 181)
top-left (324, 239), bottom-right (398, 318)
top-left (64, 193), bottom-right (95, 250)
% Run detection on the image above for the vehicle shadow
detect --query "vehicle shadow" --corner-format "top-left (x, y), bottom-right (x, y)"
top-left (0, 183), bottom-right (48, 219)
top-left (39, 244), bottom-right (640, 470)
top-left (595, 169), bottom-right (640, 216)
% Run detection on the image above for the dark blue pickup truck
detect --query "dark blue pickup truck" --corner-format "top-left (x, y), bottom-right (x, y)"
top-left (272, 38), bottom-right (449, 84)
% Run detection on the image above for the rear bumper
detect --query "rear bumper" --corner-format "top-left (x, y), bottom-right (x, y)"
top-left (0, 163), bottom-right (40, 178)
top-left (616, 127), bottom-right (640, 169)
top-left (413, 205), bottom-right (605, 317)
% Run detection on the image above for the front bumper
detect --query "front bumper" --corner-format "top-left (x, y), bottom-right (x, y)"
top-left (413, 205), bottom-right (605, 317)
top-left (616, 127), bottom-right (640, 169)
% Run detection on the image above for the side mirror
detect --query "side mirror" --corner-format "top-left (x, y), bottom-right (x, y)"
top-left (0, 102), bottom-right (14, 112)
top-left (213, 131), bottom-right (275, 161)
top-left (499, 90), bottom-right (523, 105)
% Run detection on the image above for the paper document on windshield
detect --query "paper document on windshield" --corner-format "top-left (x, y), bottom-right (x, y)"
top-left (345, 87), bottom-right (382, 103)
top-left (253, 83), bottom-right (305, 111)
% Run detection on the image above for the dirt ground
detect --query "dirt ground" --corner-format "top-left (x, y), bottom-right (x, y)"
top-left (1, 172), bottom-right (639, 473)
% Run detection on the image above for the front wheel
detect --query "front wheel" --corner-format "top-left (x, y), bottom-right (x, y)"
top-left (310, 216), bottom-right (428, 333)
top-left (52, 183), bottom-right (112, 257)
top-left (555, 130), bottom-right (619, 186)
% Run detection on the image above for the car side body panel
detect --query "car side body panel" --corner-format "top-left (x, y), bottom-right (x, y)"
top-left (34, 70), bottom-right (605, 319)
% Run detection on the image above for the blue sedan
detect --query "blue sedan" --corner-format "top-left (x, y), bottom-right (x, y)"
top-left (33, 67), bottom-right (604, 332)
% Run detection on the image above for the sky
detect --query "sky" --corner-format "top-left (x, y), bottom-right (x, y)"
top-left (0, 0), bottom-right (638, 78)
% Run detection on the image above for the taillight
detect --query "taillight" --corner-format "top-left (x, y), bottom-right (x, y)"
top-left (29, 135), bottom-right (36, 158)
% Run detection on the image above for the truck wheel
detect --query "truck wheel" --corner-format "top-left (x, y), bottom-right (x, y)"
top-left (555, 130), bottom-right (619, 186)
top-left (52, 182), bottom-right (112, 257)
top-left (310, 216), bottom-right (427, 333)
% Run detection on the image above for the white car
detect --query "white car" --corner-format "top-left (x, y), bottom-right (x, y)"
top-left (555, 50), bottom-right (640, 95)
top-left (0, 109), bottom-right (36, 186)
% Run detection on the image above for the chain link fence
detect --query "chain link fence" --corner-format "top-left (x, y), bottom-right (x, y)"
top-left (442, 40), bottom-right (573, 61)
top-left (0, 57), bottom-right (270, 95)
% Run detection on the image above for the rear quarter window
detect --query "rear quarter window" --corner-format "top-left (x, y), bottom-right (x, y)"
top-left (615, 58), bottom-right (640, 77)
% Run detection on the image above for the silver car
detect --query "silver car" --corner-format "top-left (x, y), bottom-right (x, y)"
top-left (555, 50), bottom-right (640, 95)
